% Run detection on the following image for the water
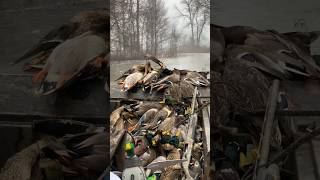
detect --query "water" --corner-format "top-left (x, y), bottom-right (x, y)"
top-left (164, 53), bottom-right (210, 72)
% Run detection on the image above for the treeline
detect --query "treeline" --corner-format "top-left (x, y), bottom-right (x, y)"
top-left (110, 0), bottom-right (210, 60)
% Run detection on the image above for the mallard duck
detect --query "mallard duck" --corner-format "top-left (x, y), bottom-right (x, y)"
top-left (226, 44), bottom-right (317, 79)
top-left (149, 69), bottom-right (180, 93)
top-left (132, 102), bottom-right (163, 117)
top-left (281, 31), bottom-right (320, 54)
top-left (163, 80), bottom-right (194, 102)
top-left (216, 24), bottom-right (320, 79)
top-left (155, 69), bottom-right (180, 84)
top-left (32, 32), bottom-right (107, 95)
top-left (158, 116), bottom-right (177, 132)
top-left (15, 9), bottom-right (108, 71)
top-left (142, 106), bottom-right (172, 130)
top-left (269, 30), bottom-right (320, 77)
top-left (128, 108), bottom-right (159, 133)
top-left (42, 131), bottom-right (107, 176)
top-left (139, 148), bottom-right (157, 167)
top-left (139, 108), bottom-right (159, 124)
top-left (0, 138), bottom-right (55, 180)
top-left (120, 71), bottom-right (144, 91)
top-left (226, 45), bottom-right (288, 79)
top-left (134, 136), bottom-right (148, 156)
top-left (160, 148), bottom-right (181, 180)
top-left (184, 71), bottom-right (210, 86)
top-left (110, 106), bottom-right (125, 128)
top-left (142, 70), bottom-right (160, 86)
top-left (244, 31), bottom-right (319, 77)
top-left (116, 61), bottom-right (152, 82)
top-left (110, 128), bottom-right (125, 159)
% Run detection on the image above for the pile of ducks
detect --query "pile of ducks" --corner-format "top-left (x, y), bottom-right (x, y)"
top-left (112, 55), bottom-right (210, 179)
top-left (116, 55), bottom-right (210, 97)
top-left (212, 24), bottom-right (320, 79)
top-left (0, 120), bottom-right (107, 180)
top-left (15, 9), bottom-right (109, 95)
top-left (110, 99), bottom-right (207, 180)
top-left (211, 24), bottom-right (320, 180)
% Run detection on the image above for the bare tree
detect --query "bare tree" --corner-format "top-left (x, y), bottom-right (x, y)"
top-left (110, 0), bottom-right (169, 59)
top-left (176, 0), bottom-right (209, 48)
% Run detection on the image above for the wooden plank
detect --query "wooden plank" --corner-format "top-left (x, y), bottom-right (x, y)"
top-left (0, 74), bottom-right (108, 123)
top-left (237, 110), bottom-right (320, 117)
top-left (202, 106), bottom-right (210, 180)
top-left (182, 87), bottom-right (198, 179)
top-left (257, 79), bottom-right (280, 179)
top-left (202, 106), bottom-right (210, 153)
top-left (295, 143), bottom-right (317, 180)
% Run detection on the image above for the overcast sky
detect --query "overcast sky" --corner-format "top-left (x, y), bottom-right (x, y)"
top-left (164, 0), bottom-right (210, 46)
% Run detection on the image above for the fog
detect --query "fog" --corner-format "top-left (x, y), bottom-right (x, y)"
top-left (165, 0), bottom-right (210, 47)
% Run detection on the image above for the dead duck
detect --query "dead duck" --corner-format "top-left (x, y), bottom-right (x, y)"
top-left (42, 131), bottom-right (107, 176)
top-left (150, 69), bottom-right (180, 93)
top-left (282, 31), bottom-right (320, 54)
top-left (110, 119), bottom-right (125, 159)
top-left (164, 80), bottom-right (194, 102)
top-left (133, 136), bottom-right (149, 156)
top-left (227, 43), bottom-right (319, 79)
top-left (139, 148), bottom-right (157, 167)
top-left (160, 148), bottom-right (181, 180)
top-left (117, 61), bottom-right (154, 91)
top-left (158, 116), bottom-right (177, 132)
top-left (15, 9), bottom-right (108, 71)
top-left (244, 31), bottom-right (320, 77)
top-left (128, 108), bottom-right (159, 133)
top-left (226, 45), bottom-right (291, 79)
top-left (268, 30), bottom-right (320, 76)
top-left (142, 69), bottom-right (160, 86)
top-left (142, 106), bottom-right (172, 130)
top-left (32, 32), bottom-right (107, 95)
top-left (110, 106), bottom-right (125, 128)
top-left (120, 71), bottom-right (144, 91)
top-left (116, 61), bottom-right (152, 81)
top-left (184, 71), bottom-right (210, 86)
top-left (132, 101), bottom-right (163, 117)
top-left (0, 137), bottom-right (55, 180)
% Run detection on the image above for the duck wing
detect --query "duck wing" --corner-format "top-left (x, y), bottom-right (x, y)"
top-left (74, 133), bottom-right (106, 150)
top-left (14, 23), bottom-right (78, 64)
top-left (269, 30), bottom-right (320, 76)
